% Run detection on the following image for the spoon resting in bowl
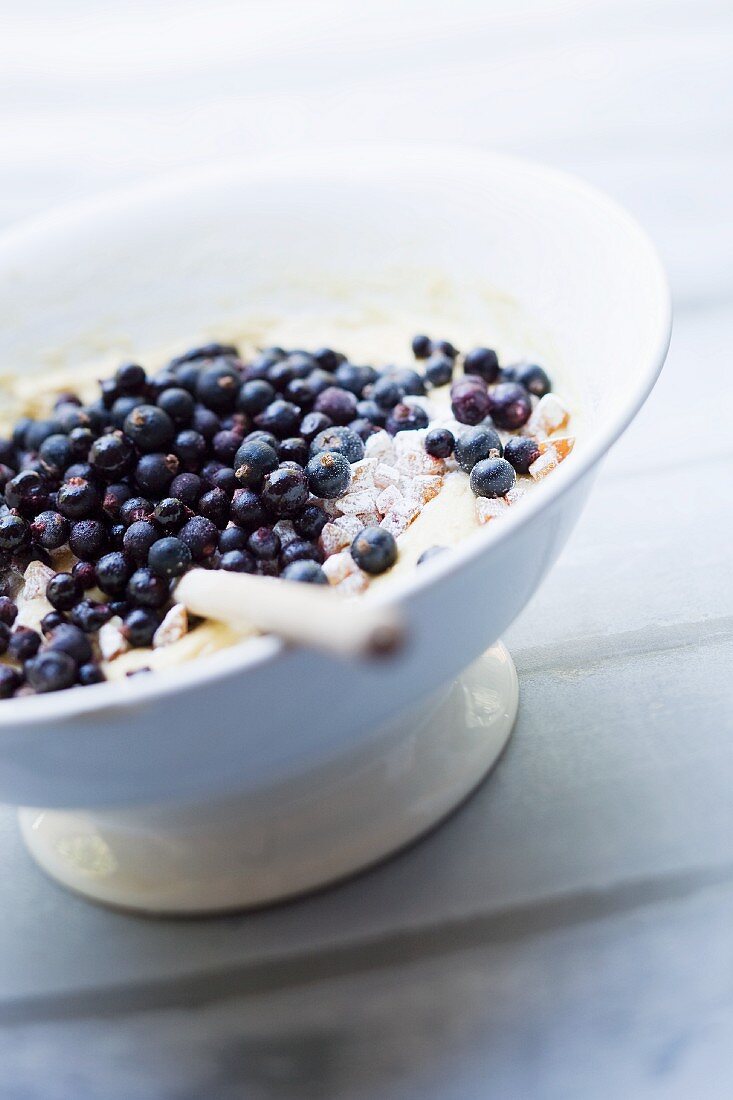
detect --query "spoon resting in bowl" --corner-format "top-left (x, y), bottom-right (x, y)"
top-left (174, 568), bottom-right (405, 660)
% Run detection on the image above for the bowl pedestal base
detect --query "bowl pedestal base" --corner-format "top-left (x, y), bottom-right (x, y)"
top-left (18, 644), bottom-right (517, 917)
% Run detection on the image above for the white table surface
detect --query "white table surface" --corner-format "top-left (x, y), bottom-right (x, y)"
top-left (1, 1), bottom-right (732, 1096)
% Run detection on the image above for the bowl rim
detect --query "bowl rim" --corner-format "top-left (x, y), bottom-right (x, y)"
top-left (0, 145), bottom-right (672, 729)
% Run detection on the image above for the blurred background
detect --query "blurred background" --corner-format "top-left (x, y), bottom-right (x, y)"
top-left (2, 0), bottom-right (730, 315)
top-left (1, 2), bottom-right (732, 1098)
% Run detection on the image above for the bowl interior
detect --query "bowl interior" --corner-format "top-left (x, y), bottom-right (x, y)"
top-left (0, 148), bottom-right (672, 804)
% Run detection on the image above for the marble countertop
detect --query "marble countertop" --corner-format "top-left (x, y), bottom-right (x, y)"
top-left (1, 1), bottom-right (731, 1096)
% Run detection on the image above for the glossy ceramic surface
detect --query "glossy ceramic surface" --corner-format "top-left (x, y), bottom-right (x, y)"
top-left (0, 148), bottom-right (671, 813)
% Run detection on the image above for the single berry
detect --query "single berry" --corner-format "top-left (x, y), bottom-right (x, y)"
top-left (220, 549), bottom-right (256, 573)
top-left (237, 379), bottom-right (276, 415)
top-left (25, 650), bottom-right (77, 693)
top-left (68, 600), bottom-right (113, 632)
top-left (230, 489), bottom-right (266, 531)
top-left (254, 399), bottom-right (301, 438)
top-left (95, 551), bottom-right (133, 596)
top-left (486, 383), bottom-right (532, 430)
top-left (178, 515), bottom-right (219, 561)
top-left (424, 354), bottom-right (453, 387)
top-left (282, 560), bottom-right (328, 584)
top-left (148, 536), bottom-right (192, 578)
top-left (355, 399), bottom-right (387, 427)
top-left (115, 362), bottom-right (147, 394)
top-left (261, 467), bottom-right (309, 518)
top-left (78, 663), bottom-right (105, 686)
top-left (305, 450), bottom-right (351, 499)
top-left (40, 610), bottom-right (66, 635)
top-left (244, 429), bottom-right (279, 450)
top-left (503, 436), bottom-right (541, 474)
top-left (385, 403), bottom-right (429, 435)
top-left (451, 381), bottom-right (491, 425)
top-left (23, 418), bottom-right (63, 452)
top-left (279, 539), bottom-right (323, 568)
top-left (277, 437), bottom-right (309, 466)
top-left (147, 370), bottom-right (179, 400)
top-left (68, 425), bottom-right (95, 458)
top-left (312, 347), bottom-right (342, 372)
top-left (191, 407), bottom-right (221, 440)
top-left (157, 386), bottom-right (195, 426)
top-left (210, 429), bottom-right (241, 466)
top-left (122, 608), bottom-right (159, 648)
top-left (126, 568), bottom-right (169, 608)
top-left (153, 497), bottom-right (188, 530)
top-left (284, 351), bottom-right (317, 376)
top-left (0, 596), bottom-right (18, 626)
top-left (8, 627), bottom-right (42, 661)
top-left (211, 468), bottom-right (237, 498)
top-left (134, 453), bottom-right (179, 497)
top-left (0, 666), bottom-right (22, 698)
top-left (233, 440), bottom-right (279, 489)
top-left (247, 527), bottom-right (281, 561)
top-left (69, 519), bottom-right (108, 561)
top-left (351, 527), bottom-right (398, 575)
top-left (0, 464), bottom-right (16, 491)
top-left (170, 342), bottom-right (239, 369)
top-left (4, 471), bottom-right (50, 517)
top-left (218, 526), bottom-right (249, 553)
top-left (424, 428), bottom-right (454, 458)
top-left (72, 560), bottom-right (97, 589)
top-left (387, 368), bottom-right (426, 396)
top-left (348, 417), bottom-right (381, 441)
top-left (371, 376), bottom-right (404, 409)
top-left (62, 461), bottom-right (95, 482)
top-left (30, 510), bottom-right (69, 550)
top-left (119, 497), bottom-right (153, 525)
top-left (56, 477), bottom-right (99, 520)
top-left (101, 484), bottom-right (132, 520)
top-left (123, 405), bottom-right (175, 452)
top-left (195, 360), bottom-right (241, 413)
top-left (299, 411), bottom-right (332, 442)
top-left (169, 472), bottom-right (202, 506)
top-left (0, 513), bottom-right (30, 552)
top-left (39, 433), bottom-right (73, 474)
top-left (123, 520), bottom-right (160, 565)
top-left (454, 426), bottom-right (503, 473)
top-left (464, 347), bottom-right (500, 383)
top-left (310, 426), bottom-right (365, 463)
top-left (333, 364), bottom-right (377, 398)
top-left (88, 432), bottom-right (135, 480)
top-left (266, 361), bottom-right (296, 392)
top-left (432, 338), bottom-right (458, 360)
top-left (516, 363), bottom-right (551, 397)
top-left (46, 623), bottom-right (93, 665)
top-left (111, 395), bottom-right (144, 428)
top-left (469, 457), bottom-right (516, 498)
top-left (293, 503), bottom-right (329, 541)
top-left (12, 418), bottom-right (32, 449)
top-left (411, 334), bottom-right (432, 359)
top-left (46, 572), bottom-right (83, 611)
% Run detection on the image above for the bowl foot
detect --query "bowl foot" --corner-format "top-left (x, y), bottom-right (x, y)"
top-left (18, 644), bottom-right (517, 916)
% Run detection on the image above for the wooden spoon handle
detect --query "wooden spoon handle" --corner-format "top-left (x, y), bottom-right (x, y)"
top-left (175, 568), bottom-right (405, 659)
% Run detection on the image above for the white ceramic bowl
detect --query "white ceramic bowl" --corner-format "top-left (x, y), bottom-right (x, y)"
top-left (0, 148), bottom-right (670, 910)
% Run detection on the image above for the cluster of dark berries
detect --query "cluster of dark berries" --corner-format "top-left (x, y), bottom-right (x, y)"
top-left (0, 338), bottom-right (449, 696)
top-left (421, 343), bottom-right (552, 501)
top-left (0, 335), bottom-right (552, 697)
